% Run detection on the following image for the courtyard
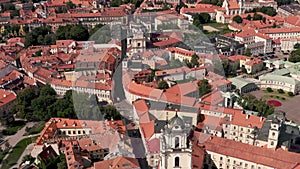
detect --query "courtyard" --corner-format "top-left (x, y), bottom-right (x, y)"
top-left (250, 90), bottom-right (300, 124)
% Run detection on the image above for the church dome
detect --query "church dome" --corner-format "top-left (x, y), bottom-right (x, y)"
top-left (168, 113), bottom-right (185, 129)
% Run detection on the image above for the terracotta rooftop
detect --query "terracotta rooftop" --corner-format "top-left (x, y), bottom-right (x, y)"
top-left (94, 156), bottom-right (140, 169)
top-left (195, 132), bottom-right (300, 169)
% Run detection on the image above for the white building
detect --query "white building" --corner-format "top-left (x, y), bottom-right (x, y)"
top-left (159, 113), bottom-right (193, 169)
top-left (259, 74), bottom-right (300, 94)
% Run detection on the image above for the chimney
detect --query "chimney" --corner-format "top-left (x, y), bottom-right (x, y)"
top-left (260, 116), bottom-right (263, 122)
top-left (3, 94), bottom-right (6, 98)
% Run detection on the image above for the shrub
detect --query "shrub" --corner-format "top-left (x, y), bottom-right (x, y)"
top-left (287, 92), bottom-right (294, 97)
top-left (277, 89), bottom-right (284, 94)
top-left (282, 97), bottom-right (286, 100)
top-left (266, 87), bottom-right (273, 93)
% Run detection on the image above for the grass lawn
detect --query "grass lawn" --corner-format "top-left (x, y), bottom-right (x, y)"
top-left (1, 136), bottom-right (38, 169)
top-left (2, 121), bottom-right (26, 136)
top-left (0, 150), bottom-right (9, 164)
top-left (24, 121), bottom-right (45, 136)
top-left (204, 22), bottom-right (227, 29)
top-left (263, 90), bottom-right (294, 98)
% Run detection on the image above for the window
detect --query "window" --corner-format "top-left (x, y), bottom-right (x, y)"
top-left (175, 157), bottom-right (180, 167)
top-left (220, 157), bottom-right (223, 161)
top-left (175, 137), bottom-right (180, 148)
top-left (68, 131), bottom-right (71, 134)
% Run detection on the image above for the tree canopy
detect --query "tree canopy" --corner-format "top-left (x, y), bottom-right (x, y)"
top-left (185, 54), bottom-right (200, 68)
top-left (294, 43), bottom-right (300, 49)
top-left (222, 60), bottom-right (239, 77)
top-left (198, 79), bottom-right (211, 97)
top-left (158, 81), bottom-right (169, 90)
top-left (55, 24), bottom-right (89, 41)
top-left (245, 48), bottom-right (252, 56)
top-left (289, 49), bottom-right (300, 63)
top-left (24, 26), bottom-right (53, 48)
top-left (193, 13), bottom-right (211, 26)
top-left (233, 15), bottom-right (243, 23)
top-left (200, 0), bottom-right (223, 6)
top-left (16, 86), bottom-right (122, 121)
top-left (237, 94), bottom-right (274, 117)
top-left (253, 13), bottom-right (263, 20)
top-left (246, 7), bottom-right (277, 16)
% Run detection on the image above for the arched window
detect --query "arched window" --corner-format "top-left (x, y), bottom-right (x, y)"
top-left (175, 137), bottom-right (180, 148)
top-left (175, 157), bottom-right (180, 167)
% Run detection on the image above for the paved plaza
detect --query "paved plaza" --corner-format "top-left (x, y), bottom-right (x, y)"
top-left (250, 90), bottom-right (300, 124)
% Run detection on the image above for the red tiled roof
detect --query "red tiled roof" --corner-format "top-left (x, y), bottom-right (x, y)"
top-left (195, 132), bottom-right (300, 169)
top-left (285, 15), bottom-right (300, 27)
top-left (260, 27), bottom-right (300, 34)
top-left (227, 113), bottom-right (265, 128)
top-left (0, 90), bottom-right (16, 107)
top-left (199, 103), bottom-right (243, 115)
top-left (140, 120), bottom-right (155, 140)
top-left (153, 38), bottom-right (181, 47)
top-left (146, 138), bottom-right (160, 154)
top-left (228, 55), bottom-right (248, 62)
top-left (133, 99), bottom-right (150, 123)
top-left (94, 156), bottom-right (140, 169)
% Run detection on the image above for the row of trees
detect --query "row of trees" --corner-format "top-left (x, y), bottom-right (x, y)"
top-left (246, 7), bottom-right (277, 16)
top-left (16, 85), bottom-right (121, 121)
top-left (24, 24), bottom-right (108, 48)
top-left (237, 94), bottom-right (274, 117)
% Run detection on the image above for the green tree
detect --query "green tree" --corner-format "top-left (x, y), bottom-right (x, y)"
top-left (22, 155), bottom-right (35, 164)
top-left (10, 10), bottom-right (20, 18)
top-left (158, 81), bottom-right (169, 90)
top-left (222, 60), bottom-right (238, 77)
top-left (277, 89), bottom-right (284, 94)
top-left (34, 50), bottom-right (42, 56)
top-left (193, 13), bottom-right (211, 24)
top-left (266, 87), bottom-right (273, 92)
top-left (289, 49), bottom-right (300, 63)
top-left (247, 7), bottom-right (277, 16)
top-left (233, 15), bottom-right (243, 23)
top-left (294, 43), bottom-right (300, 49)
top-left (245, 48), bottom-right (252, 56)
top-left (190, 53), bottom-right (200, 68)
top-left (262, 17), bottom-right (266, 23)
top-left (70, 25), bottom-right (89, 41)
top-left (198, 79), bottom-right (211, 97)
top-left (246, 14), bottom-right (252, 20)
top-left (65, 1), bottom-right (76, 9)
top-left (287, 92), bottom-right (294, 97)
top-left (25, 26), bottom-right (53, 48)
top-left (57, 154), bottom-right (67, 169)
top-left (253, 13), bottom-right (263, 20)
top-left (44, 34), bottom-right (55, 45)
top-left (2, 3), bottom-right (15, 11)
